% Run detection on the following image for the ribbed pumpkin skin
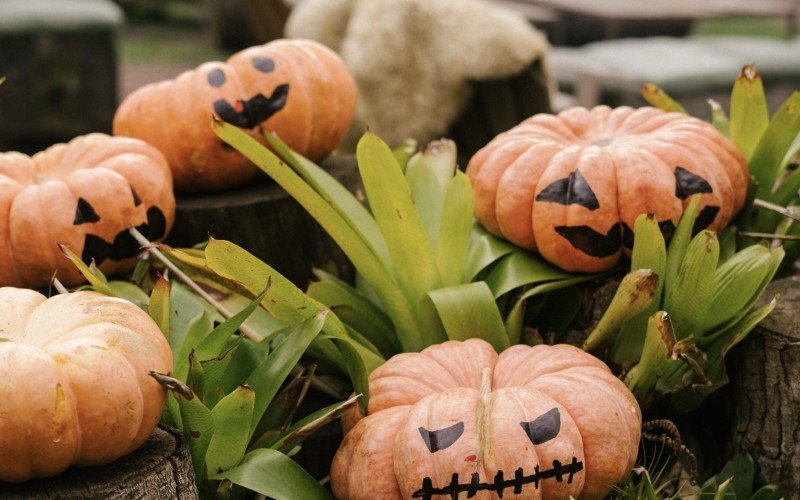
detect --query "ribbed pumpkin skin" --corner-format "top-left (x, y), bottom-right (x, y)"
top-left (114, 39), bottom-right (357, 192)
top-left (0, 289), bottom-right (172, 483)
top-left (0, 134), bottom-right (175, 288)
top-left (467, 106), bottom-right (748, 273)
top-left (332, 339), bottom-right (641, 499)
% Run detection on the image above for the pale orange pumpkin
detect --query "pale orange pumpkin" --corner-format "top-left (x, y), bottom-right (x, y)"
top-left (0, 133), bottom-right (175, 288)
top-left (332, 339), bottom-right (641, 499)
top-left (467, 106), bottom-right (748, 273)
top-left (0, 288), bottom-right (172, 483)
top-left (114, 39), bottom-right (357, 192)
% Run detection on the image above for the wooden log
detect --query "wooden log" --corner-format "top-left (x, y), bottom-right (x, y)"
top-left (164, 155), bottom-right (358, 288)
top-left (729, 274), bottom-right (800, 494)
top-left (0, 426), bottom-right (197, 499)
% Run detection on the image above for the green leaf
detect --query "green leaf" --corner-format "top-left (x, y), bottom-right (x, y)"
top-left (250, 366), bottom-right (314, 449)
top-left (262, 133), bottom-right (392, 269)
top-left (709, 99), bottom-right (731, 138)
top-left (664, 230), bottom-right (719, 340)
top-left (195, 287), bottom-right (268, 361)
top-left (718, 226), bottom-right (738, 265)
top-left (209, 449), bottom-right (331, 500)
top-left (392, 138), bottom-right (418, 171)
top-left (464, 223), bottom-right (517, 280)
top-left (751, 485), bottom-right (786, 500)
top-left (206, 386), bottom-right (255, 475)
top-left (214, 122), bottom-right (412, 347)
top-left (749, 90), bottom-right (800, 200)
top-left (612, 214), bottom-right (668, 364)
top-left (176, 391), bottom-right (215, 480)
top-left (428, 282), bottom-right (510, 352)
top-left (328, 336), bottom-right (370, 413)
top-left (107, 281), bottom-right (150, 309)
top-left (58, 244), bottom-right (115, 296)
top-left (203, 239), bottom-right (385, 373)
top-left (714, 454), bottom-right (755, 498)
top-left (270, 394), bottom-right (359, 453)
top-left (199, 341), bottom-right (242, 408)
top-left (730, 64), bottom-right (770, 162)
top-left (484, 251), bottom-right (575, 298)
top-left (148, 276), bottom-right (171, 338)
top-left (245, 312), bottom-right (326, 436)
top-left (356, 132), bottom-right (442, 317)
top-left (308, 269), bottom-right (399, 355)
top-left (624, 311), bottom-right (677, 404)
top-left (406, 151), bottom-right (446, 245)
top-left (170, 283), bottom-right (215, 380)
top-left (583, 269), bottom-right (659, 352)
top-left (436, 172), bottom-right (474, 287)
top-left (641, 83), bottom-right (687, 114)
top-left (665, 195), bottom-right (701, 290)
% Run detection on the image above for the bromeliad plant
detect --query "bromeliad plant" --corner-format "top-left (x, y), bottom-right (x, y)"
top-left (159, 123), bottom-right (597, 383)
top-left (582, 196), bottom-right (783, 411)
top-left (61, 249), bottom-right (352, 500)
top-left (643, 64), bottom-right (800, 261)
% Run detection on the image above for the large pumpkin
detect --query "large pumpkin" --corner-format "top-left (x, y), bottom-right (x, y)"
top-left (114, 39), bottom-right (357, 192)
top-left (0, 134), bottom-right (175, 288)
top-left (0, 289), bottom-right (172, 483)
top-left (332, 339), bottom-right (641, 499)
top-left (467, 106), bottom-right (748, 272)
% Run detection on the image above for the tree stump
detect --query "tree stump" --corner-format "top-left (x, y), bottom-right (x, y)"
top-left (164, 155), bottom-right (358, 289)
top-left (730, 274), bottom-right (800, 494)
top-left (0, 426), bottom-right (197, 499)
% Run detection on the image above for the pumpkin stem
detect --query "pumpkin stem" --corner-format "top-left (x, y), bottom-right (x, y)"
top-left (475, 367), bottom-right (493, 467)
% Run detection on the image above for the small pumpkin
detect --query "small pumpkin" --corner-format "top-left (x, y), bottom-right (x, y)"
top-left (0, 289), bottom-right (172, 483)
top-left (332, 339), bottom-right (641, 499)
top-left (0, 134), bottom-right (175, 288)
top-left (114, 39), bottom-right (357, 192)
top-left (467, 106), bottom-right (748, 272)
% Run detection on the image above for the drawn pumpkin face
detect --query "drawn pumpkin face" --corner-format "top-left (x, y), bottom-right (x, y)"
top-left (332, 339), bottom-right (641, 499)
top-left (467, 106), bottom-right (748, 273)
top-left (0, 134), bottom-right (175, 288)
top-left (114, 39), bottom-right (357, 192)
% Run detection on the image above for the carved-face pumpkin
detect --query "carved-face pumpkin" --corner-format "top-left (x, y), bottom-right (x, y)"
top-left (467, 106), bottom-right (748, 272)
top-left (114, 39), bottom-right (357, 192)
top-left (332, 339), bottom-right (641, 499)
top-left (0, 289), bottom-right (172, 483)
top-left (0, 134), bottom-right (175, 288)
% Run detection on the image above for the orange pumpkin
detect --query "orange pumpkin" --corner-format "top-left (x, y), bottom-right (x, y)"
top-left (0, 134), bottom-right (175, 288)
top-left (114, 39), bottom-right (357, 192)
top-left (0, 289), bottom-right (172, 483)
top-left (467, 106), bottom-right (748, 272)
top-left (332, 339), bottom-right (641, 499)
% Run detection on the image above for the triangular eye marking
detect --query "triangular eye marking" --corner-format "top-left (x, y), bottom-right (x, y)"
top-left (535, 170), bottom-right (600, 210)
top-left (207, 68), bottom-right (226, 88)
top-left (73, 198), bottom-right (100, 225)
top-left (130, 184), bottom-right (142, 207)
top-left (693, 205), bottom-right (720, 234)
top-left (554, 223), bottom-right (621, 258)
top-left (520, 408), bottom-right (561, 445)
top-left (674, 167), bottom-right (712, 199)
top-left (418, 421), bottom-right (464, 453)
top-left (252, 56), bottom-right (276, 73)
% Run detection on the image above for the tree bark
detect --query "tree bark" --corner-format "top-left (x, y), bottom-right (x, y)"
top-left (730, 274), bottom-right (800, 494)
top-left (0, 426), bottom-right (197, 499)
top-left (165, 155), bottom-right (358, 289)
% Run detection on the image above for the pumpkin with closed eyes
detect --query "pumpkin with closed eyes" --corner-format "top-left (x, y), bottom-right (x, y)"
top-left (467, 105), bottom-right (748, 273)
top-left (0, 133), bottom-right (175, 288)
top-left (332, 339), bottom-right (641, 499)
top-left (114, 38), bottom-right (357, 192)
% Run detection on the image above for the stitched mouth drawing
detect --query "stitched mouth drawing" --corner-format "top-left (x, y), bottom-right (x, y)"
top-left (412, 457), bottom-right (584, 499)
top-left (212, 84), bottom-right (290, 129)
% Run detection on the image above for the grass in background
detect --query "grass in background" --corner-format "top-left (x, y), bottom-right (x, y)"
top-left (692, 16), bottom-right (794, 39)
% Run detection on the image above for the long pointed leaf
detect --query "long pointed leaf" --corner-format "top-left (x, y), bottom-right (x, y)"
top-left (730, 64), bottom-right (769, 161)
top-left (435, 172), bottom-right (474, 286)
top-left (206, 386), bottom-right (255, 475)
top-left (428, 282), bottom-right (510, 352)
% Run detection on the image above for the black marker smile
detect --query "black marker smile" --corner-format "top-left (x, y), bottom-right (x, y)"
top-left (213, 84), bottom-right (290, 129)
top-left (412, 457), bottom-right (584, 499)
